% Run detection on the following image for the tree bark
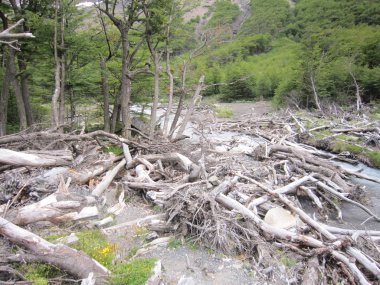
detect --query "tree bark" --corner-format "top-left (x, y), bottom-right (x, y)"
top-left (163, 51), bottom-right (173, 136)
top-left (175, 75), bottom-right (204, 139)
top-left (100, 58), bottom-right (110, 132)
top-left (170, 61), bottom-right (188, 135)
top-left (17, 57), bottom-right (33, 126)
top-left (52, 0), bottom-right (61, 128)
top-left (310, 74), bottom-right (321, 111)
top-left (0, 148), bottom-right (73, 167)
top-left (0, 49), bottom-right (11, 136)
top-left (9, 48), bottom-right (27, 131)
top-left (120, 29), bottom-right (131, 138)
top-left (149, 53), bottom-right (160, 138)
top-left (350, 70), bottom-right (362, 111)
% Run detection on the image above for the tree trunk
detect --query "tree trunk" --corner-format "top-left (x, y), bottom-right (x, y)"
top-left (120, 30), bottom-right (131, 138)
top-left (0, 49), bottom-right (11, 136)
top-left (350, 71), bottom-right (362, 111)
top-left (175, 75), bottom-right (204, 139)
top-left (58, 2), bottom-right (65, 129)
top-left (100, 58), bottom-right (110, 132)
top-left (17, 57), bottom-right (33, 126)
top-left (170, 61), bottom-right (188, 135)
top-left (9, 49), bottom-right (27, 131)
top-left (52, 0), bottom-right (61, 128)
top-left (110, 91), bottom-right (121, 133)
top-left (310, 74), bottom-right (321, 111)
top-left (69, 87), bottom-right (75, 124)
top-left (163, 51), bottom-right (173, 137)
top-left (149, 53), bottom-right (160, 138)
top-left (59, 55), bottom-right (65, 128)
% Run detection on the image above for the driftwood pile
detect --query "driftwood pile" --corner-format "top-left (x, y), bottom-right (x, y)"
top-left (0, 111), bottom-right (379, 285)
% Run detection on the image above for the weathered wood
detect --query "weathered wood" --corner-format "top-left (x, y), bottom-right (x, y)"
top-left (0, 148), bottom-right (72, 167)
top-left (216, 194), bottom-right (372, 285)
top-left (91, 158), bottom-right (126, 197)
top-left (0, 217), bottom-right (109, 281)
top-left (311, 177), bottom-right (380, 222)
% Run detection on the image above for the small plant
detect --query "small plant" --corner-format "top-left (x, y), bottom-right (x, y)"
top-left (20, 263), bottom-right (60, 285)
top-left (215, 106), bottom-right (234, 118)
top-left (127, 246), bottom-right (139, 259)
top-left (104, 145), bottom-right (124, 156)
top-left (73, 230), bottom-right (117, 268)
top-left (110, 258), bottom-right (157, 285)
top-left (186, 239), bottom-right (199, 251)
top-left (167, 238), bottom-right (181, 249)
top-left (133, 226), bottom-right (148, 237)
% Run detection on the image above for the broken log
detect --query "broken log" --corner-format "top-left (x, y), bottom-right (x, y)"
top-left (0, 148), bottom-right (73, 167)
top-left (91, 159), bottom-right (126, 197)
top-left (0, 217), bottom-right (109, 281)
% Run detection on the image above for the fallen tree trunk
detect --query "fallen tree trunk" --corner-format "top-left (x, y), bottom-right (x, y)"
top-left (0, 217), bottom-right (109, 282)
top-left (0, 148), bottom-right (72, 167)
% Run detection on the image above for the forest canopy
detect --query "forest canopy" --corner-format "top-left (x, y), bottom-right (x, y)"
top-left (0, 0), bottom-right (379, 134)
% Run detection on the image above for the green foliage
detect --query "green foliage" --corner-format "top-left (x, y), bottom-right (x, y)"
top-left (331, 141), bottom-right (364, 155)
top-left (206, 0), bottom-right (240, 28)
top-left (367, 151), bottom-right (380, 168)
top-left (19, 263), bottom-right (60, 285)
top-left (215, 106), bottom-right (233, 118)
top-left (167, 238), bottom-right (181, 249)
top-left (109, 259), bottom-right (157, 285)
top-left (240, 0), bottom-right (291, 36)
top-left (72, 230), bottom-right (116, 268)
top-left (104, 145), bottom-right (124, 156)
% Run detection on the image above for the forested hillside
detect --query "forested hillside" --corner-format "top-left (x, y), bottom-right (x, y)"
top-left (0, 0), bottom-right (379, 134)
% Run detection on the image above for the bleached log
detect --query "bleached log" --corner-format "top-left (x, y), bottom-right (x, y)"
top-left (0, 148), bottom-right (72, 167)
top-left (343, 168), bottom-right (380, 184)
top-left (299, 186), bottom-right (322, 209)
top-left (10, 179), bottom-right (97, 225)
top-left (321, 224), bottom-right (380, 236)
top-left (331, 127), bottom-right (379, 134)
top-left (0, 217), bottom-right (109, 280)
top-left (122, 143), bottom-right (133, 163)
top-left (102, 214), bottom-right (166, 233)
top-left (135, 164), bottom-right (154, 183)
top-left (73, 159), bottom-right (118, 184)
top-left (240, 174), bottom-right (313, 208)
top-left (91, 159), bottom-right (126, 197)
top-left (126, 153), bottom-right (196, 173)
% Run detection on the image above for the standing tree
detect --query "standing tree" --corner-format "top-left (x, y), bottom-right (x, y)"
top-left (96, 0), bottom-right (143, 138)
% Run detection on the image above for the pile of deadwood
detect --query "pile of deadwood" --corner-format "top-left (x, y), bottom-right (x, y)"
top-left (0, 110), bottom-right (379, 285)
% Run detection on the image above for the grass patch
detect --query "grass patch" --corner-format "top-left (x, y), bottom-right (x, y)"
top-left (73, 230), bottom-right (117, 268)
top-left (44, 234), bottom-right (65, 242)
top-left (104, 145), bottom-right (123, 156)
top-left (110, 258), bottom-right (157, 285)
top-left (19, 263), bottom-right (61, 285)
top-left (167, 238), bottom-right (181, 249)
top-left (366, 151), bottom-right (380, 168)
top-left (331, 141), bottom-right (364, 154)
top-left (215, 106), bottom-right (234, 118)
